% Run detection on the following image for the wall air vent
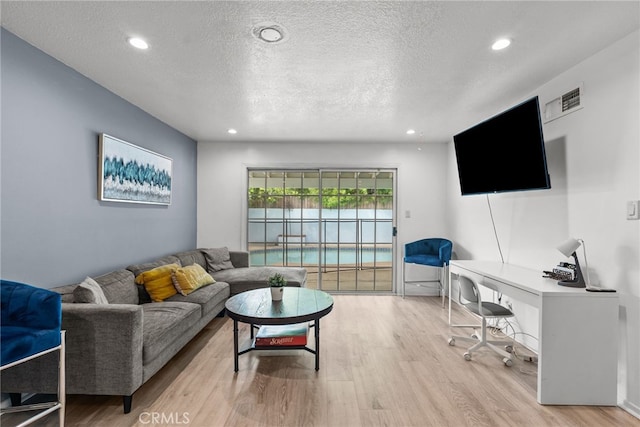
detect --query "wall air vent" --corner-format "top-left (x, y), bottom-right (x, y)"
top-left (543, 83), bottom-right (583, 123)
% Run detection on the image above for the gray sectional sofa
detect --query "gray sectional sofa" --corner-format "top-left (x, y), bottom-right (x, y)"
top-left (1, 248), bottom-right (306, 413)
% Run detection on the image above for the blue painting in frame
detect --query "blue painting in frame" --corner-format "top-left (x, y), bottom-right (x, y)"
top-left (98, 134), bottom-right (172, 205)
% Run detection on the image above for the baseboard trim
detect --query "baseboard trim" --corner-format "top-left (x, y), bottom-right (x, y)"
top-left (620, 399), bottom-right (640, 419)
top-left (403, 281), bottom-right (442, 297)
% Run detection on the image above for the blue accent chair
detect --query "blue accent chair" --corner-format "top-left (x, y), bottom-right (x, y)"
top-left (1, 279), bottom-right (65, 426)
top-left (402, 238), bottom-right (453, 305)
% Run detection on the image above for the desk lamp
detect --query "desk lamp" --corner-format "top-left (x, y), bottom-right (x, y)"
top-left (556, 237), bottom-right (588, 288)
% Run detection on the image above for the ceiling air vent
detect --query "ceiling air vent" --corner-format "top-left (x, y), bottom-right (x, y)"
top-left (543, 83), bottom-right (584, 123)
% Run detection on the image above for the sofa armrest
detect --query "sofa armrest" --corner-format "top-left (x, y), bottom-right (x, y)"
top-left (1, 303), bottom-right (144, 396)
top-left (62, 303), bottom-right (144, 396)
top-left (230, 251), bottom-right (249, 268)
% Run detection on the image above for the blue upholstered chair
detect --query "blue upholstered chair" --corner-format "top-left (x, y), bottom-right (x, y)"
top-left (402, 238), bottom-right (453, 305)
top-left (1, 279), bottom-right (65, 426)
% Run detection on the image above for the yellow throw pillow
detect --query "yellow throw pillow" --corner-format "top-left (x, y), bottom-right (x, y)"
top-left (172, 264), bottom-right (215, 296)
top-left (135, 263), bottom-right (180, 302)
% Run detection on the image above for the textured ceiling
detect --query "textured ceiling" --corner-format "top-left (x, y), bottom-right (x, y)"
top-left (2, 1), bottom-right (639, 143)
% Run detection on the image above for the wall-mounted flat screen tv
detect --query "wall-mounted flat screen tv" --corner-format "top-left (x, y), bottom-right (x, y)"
top-left (453, 96), bottom-right (551, 196)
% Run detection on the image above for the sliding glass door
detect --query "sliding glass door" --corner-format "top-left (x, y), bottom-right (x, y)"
top-left (248, 169), bottom-right (395, 293)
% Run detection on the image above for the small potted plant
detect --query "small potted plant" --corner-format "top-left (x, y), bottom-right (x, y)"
top-left (268, 273), bottom-right (287, 301)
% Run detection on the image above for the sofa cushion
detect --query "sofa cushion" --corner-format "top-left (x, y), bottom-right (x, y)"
top-left (53, 283), bottom-right (80, 303)
top-left (229, 251), bottom-right (249, 268)
top-left (141, 302), bottom-right (201, 364)
top-left (212, 266), bottom-right (307, 295)
top-left (135, 264), bottom-right (180, 302)
top-left (127, 256), bottom-right (182, 304)
top-left (73, 277), bottom-right (109, 304)
top-left (126, 256), bottom-right (182, 277)
top-left (166, 281), bottom-right (230, 318)
top-left (172, 250), bottom-right (207, 270)
top-left (203, 247), bottom-right (234, 272)
top-left (171, 264), bottom-right (215, 296)
top-left (93, 269), bottom-right (138, 305)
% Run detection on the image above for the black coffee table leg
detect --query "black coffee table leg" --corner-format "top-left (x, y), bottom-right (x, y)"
top-left (315, 319), bottom-right (320, 371)
top-left (233, 319), bottom-right (239, 372)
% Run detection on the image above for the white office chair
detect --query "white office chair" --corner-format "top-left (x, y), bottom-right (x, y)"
top-left (447, 275), bottom-right (514, 367)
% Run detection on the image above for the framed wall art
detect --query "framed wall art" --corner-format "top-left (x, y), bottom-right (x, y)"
top-left (98, 133), bottom-right (173, 205)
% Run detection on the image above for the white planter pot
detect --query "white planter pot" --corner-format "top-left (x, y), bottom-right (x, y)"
top-left (271, 287), bottom-right (283, 301)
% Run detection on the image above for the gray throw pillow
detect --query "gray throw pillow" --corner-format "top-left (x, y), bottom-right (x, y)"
top-left (203, 247), bottom-right (234, 272)
top-left (73, 276), bottom-right (109, 304)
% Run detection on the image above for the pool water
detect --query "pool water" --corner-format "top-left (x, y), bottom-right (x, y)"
top-left (250, 247), bottom-right (392, 266)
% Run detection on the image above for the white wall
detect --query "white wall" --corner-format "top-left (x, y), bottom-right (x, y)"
top-left (447, 31), bottom-right (639, 414)
top-left (197, 141), bottom-right (450, 289)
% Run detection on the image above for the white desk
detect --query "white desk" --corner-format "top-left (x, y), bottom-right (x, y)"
top-left (449, 260), bottom-right (618, 405)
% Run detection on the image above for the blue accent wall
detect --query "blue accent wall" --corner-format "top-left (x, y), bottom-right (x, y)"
top-left (0, 29), bottom-right (197, 288)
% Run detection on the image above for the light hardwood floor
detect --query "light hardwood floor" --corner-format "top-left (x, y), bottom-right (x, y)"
top-left (6, 295), bottom-right (638, 426)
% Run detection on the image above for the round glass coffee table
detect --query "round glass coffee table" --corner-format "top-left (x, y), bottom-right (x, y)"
top-left (225, 287), bottom-right (334, 372)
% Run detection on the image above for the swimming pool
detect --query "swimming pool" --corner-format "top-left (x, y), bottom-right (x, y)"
top-left (250, 246), bottom-right (392, 266)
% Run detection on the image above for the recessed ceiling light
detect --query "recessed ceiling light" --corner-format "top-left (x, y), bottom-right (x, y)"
top-left (128, 37), bottom-right (148, 50)
top-left (252, 22), bottom-right (288, 44)
top-left (227, 128), bottom-right (238, 135)
top-left (260, 27), bottom-right (282, 43)
top-left (406, 129), bottom-right (416, 135)
top-left (492, 38), bottom-right (511, 50)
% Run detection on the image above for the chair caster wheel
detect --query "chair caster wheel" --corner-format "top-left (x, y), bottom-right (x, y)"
top-left (471, 333), bottom-right (479, 340)
top-left (464, 352), bottom-right (471, 361)
top-left (448, 338), bottom-right (455, 346)
top-left (503, 358), bottom-right (513, 367)
top-left (505, 345), bottom-right (513, 353)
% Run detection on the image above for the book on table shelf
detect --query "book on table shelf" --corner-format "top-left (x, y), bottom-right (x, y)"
top-left (254, 323), bottom-right (309, 347)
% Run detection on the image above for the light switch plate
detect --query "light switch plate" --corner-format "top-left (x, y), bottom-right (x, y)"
top-left (628, 200), bottom-right (640, 220)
